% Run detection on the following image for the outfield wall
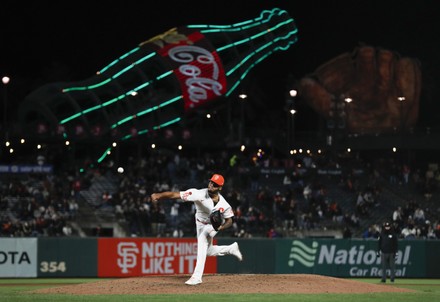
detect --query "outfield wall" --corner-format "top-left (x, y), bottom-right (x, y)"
top-left (1, 237), bottom-right (438, 278)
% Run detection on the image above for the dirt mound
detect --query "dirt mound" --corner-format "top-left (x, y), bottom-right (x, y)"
top-left (33, 274), bottom-right (413, 295)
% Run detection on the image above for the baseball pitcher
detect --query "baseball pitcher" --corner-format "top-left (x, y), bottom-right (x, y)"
top-left (151, 173), bottom-right (242, 285)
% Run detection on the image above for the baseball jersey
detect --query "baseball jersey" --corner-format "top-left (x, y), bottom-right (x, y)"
top-left (180, 188), bottom-right (234, 223)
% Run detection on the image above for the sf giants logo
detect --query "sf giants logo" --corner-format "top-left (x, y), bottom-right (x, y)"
top-left (117, 242), bottom-right (139, 273)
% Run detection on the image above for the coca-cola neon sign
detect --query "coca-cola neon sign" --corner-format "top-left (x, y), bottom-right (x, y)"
top-left (155, 29), bottom-right (227, 110)
top-left (169, 45), bottom-right (224, 107)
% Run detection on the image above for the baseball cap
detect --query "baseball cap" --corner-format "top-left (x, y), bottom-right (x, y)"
top-left (210, 174), bottom-right (225, 186)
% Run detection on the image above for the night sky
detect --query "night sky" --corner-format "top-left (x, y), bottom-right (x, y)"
top-left (2, 0), bottom-right (439, 132)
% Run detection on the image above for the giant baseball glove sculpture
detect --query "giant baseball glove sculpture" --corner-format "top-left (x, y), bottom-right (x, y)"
top-left (298, 45), bottom-right (422, 133)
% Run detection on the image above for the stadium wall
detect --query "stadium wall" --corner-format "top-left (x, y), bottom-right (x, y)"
top-left (0, 237), bottom-right (438, 278)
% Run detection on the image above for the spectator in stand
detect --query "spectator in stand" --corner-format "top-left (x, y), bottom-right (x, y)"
top-left (170, 202), bottom-right (181, 237)
top-left (434, 222), bottom-right (440, 239)
top-left (1, 220), bottom-right (13, 236)
top-left (303, 183), bottom-right (312, 200)
top-left (68, 198), bottom-right (79, 220)
top-left (423, 182), bottom-right (433, 201)
top-left (282, 173), bottom-right (292, 188)
top-left (299, 212), bottom-right (315, 230)
top-left (345, 174), bottom-right (354, 192)
top-left (425, 221), bottom-right (438, 239)
top-left (329, 201), bottom-right (343, 223)
top-left (392, 206), bottom-right (404, 230)
top-left (356, 191), bottom-right (365, 207)
top-left (234, 228), bottom-right (252, 238)
top-left (62, 223), bottom-right (72, 236)
top-left (343, 226), bottom-right (352, 238)
top-left (413, 207), bottom-right (425, 225)
top-left (150, 202), bottom-right (166, 237)
top-left (71, 178), bottom-right (82, 201)
top-left (245, 206), bottom-right (261, 233)
top-left (362, 189), bottom-right (375, 207)
top-left (267, 228), bottom-right (281, 238)
top-left (362, 224), bottom-right (380, 239)
top-left (350, 212), bottom-right (360, 227)
top-left (283, 197), bottom-right (297, 231)
top-left (96, 191), bottom-right (113, 208)
top-left (355, 193), bottom-right (369, 217)
top-left (272, 191), bottom-right (284, 223)
top-left (401, 222), bottom-right (418, 239)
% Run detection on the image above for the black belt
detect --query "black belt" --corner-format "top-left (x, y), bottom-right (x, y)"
top-left (196, 218), bottom-right (210, 225)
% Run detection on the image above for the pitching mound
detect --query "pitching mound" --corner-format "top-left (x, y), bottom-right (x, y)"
top-left (33, 274), bottom-right (413, 295)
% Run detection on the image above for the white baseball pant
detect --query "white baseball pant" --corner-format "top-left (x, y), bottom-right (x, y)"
top-left (190, 220), bottom-right (234, 281)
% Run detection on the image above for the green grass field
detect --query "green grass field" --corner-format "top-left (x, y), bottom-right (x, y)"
top-left (0, 278), bottom-right (438, 302)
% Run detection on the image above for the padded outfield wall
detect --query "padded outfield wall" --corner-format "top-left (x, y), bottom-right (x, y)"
top-left (1, 238), bottom-right (438, 278)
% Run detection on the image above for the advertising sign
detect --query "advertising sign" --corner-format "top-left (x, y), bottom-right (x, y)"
top-left (37, 238), bottom-right (97, 277)
top-left (0, 238), bottom-right (37, 277)
top-left (277, 239), bottom-right (426, 277)
top-left (98, 238), bottom-right (217, 277)
top-left (0, 165), bottom-right (53, 174)
top-left (152, 27), bottom-right (227, 111)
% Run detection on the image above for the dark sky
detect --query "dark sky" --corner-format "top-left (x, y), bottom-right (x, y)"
top-left (2, 0), bottom-right (439, 130)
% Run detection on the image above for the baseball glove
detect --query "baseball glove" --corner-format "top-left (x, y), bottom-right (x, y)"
top-left (298, 45), bottom-right (421, 133)
top-left (209, 210), bottom-right (223, 231)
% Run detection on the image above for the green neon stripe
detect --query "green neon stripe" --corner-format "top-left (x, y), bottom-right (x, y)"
top-left (135, 52), bottom-right (156, 64)
top-left (61, 112), bottom-right (82, 123)
top-left (99, 47), bottom-right (140, 73)
top-left (97, 147), bottom-right (112, 163)
top-left (215, 19), bottom-right (296, 52)
top-left (63, 52), bottom-right (156, 92)
top-left (110, 96), bottom-right (182, 129)
top-left (157, 70), bottom-right (173, 80)
top-left (60, 71), bottom-right (173, 124)
top-left (187, 8), bottom-right (277, 30)
top-left (190, 8), bottom-right (298, 99)
top-left (136, 96), bottom-right (182, 117)
top-left (62, 78), bottom-right (113, 92)
top-left (226, 31), bottom-right (297, 77)
top-left (120, 117), bottom-right (181, 141)
top-left (155, 117), bottom-right (181, 128)
top-left (112, 64), bottom-right (134, 78)
top-left (215, 14), bottom-right (297, 97)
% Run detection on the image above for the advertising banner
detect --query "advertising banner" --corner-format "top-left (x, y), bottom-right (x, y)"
top-left (97, 237), bottom-right (217, 277)
top-left (276, 239), bottom-right (426, 277)
top-left (0, 238), bottom-right (37, 277)
top-left (37, 238), bottom-right (97, 277)
top-left (0, 164), bottom-right (53, 174)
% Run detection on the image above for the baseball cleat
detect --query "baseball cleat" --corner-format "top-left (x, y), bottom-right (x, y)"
top-left (231, 242), bottom-right (243, 261)
top-left (185, 277), bottom-right (202, 285)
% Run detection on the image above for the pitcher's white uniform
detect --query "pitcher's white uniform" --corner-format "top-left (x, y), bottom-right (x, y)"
top-left (180, 188), bottom-right (235, 281)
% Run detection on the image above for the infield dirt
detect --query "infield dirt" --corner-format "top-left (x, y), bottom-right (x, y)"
top-left (32, 274), bottom-right (413, 295)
